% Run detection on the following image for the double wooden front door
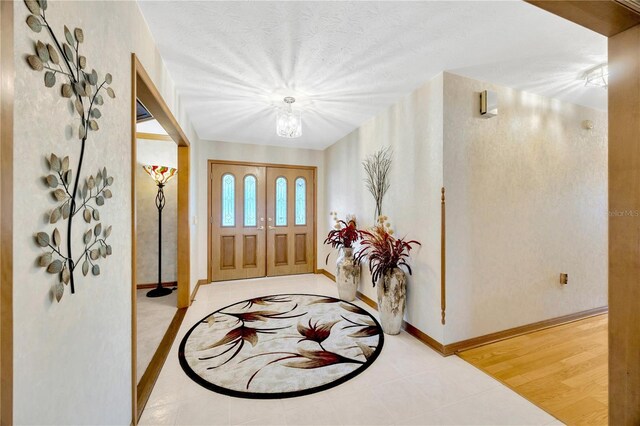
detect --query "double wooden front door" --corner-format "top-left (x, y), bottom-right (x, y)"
top-left (209, 162), bottom-right (315, 281)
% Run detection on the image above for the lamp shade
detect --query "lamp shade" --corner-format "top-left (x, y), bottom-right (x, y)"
top-left (143, 165), bottom-right (177, 185)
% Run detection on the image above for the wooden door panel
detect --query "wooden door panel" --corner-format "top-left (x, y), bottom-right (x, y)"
top-left (210, 164), bottom-right (266, 281)
top-left (266, 167), bottom-right (314, 276)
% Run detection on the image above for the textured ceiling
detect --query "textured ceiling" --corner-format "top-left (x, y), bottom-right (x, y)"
top-left (137, 1), bottom-right (607, 150)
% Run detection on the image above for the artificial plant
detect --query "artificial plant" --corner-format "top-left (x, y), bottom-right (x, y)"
top-left (24, 0), bottom-right (116, 302)
top-left (362, 146), bottom-right (392, 220)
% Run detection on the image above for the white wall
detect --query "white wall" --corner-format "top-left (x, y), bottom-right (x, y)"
top-left (323, 74), bottom-right (445, 343)
top-left (136, 138), bottom-right (178, 285)
top-left (194, 140), bottom-right (325, 282)
top-left (442, 72), bottom-right (607, 343)
top-left (12, 1), bottom-right (196, 423)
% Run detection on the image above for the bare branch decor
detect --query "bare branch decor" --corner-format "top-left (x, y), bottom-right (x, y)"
top-left (24, 0), bottom-right (116, 302)
top-left (362, 147), bottom-right (392, 220)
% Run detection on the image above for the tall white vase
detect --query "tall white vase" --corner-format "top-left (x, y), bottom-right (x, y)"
top-left (336, 247), bottom-right (360, 301)
top-left (376, 267), bottom-right (407, 335)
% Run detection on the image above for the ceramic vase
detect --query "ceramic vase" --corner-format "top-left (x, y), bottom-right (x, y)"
top-left (376, 267), bottom-right (407, 335)
top-left (336, 247), bottom-right (360, 301)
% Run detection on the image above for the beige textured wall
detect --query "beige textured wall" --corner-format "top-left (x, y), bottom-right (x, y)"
top-left (12, 1), bottom-right (196, 423)
top-left (194, 140), bottom-right (325, 280)
top-left (442, 72), bottom-right (608, 343)
top-left (323, 74), bottom-right (445, 342)
top-left (136, 139), bottom-right (178, 285)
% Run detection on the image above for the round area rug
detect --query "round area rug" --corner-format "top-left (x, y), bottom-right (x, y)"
top-left (179, 293), bottom-right (384, 399)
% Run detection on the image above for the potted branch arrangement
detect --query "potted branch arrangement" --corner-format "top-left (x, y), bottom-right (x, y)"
top-left (324, 212), bottom-right (362, 301)
top-left (356, 216), bottom-right (420, 334)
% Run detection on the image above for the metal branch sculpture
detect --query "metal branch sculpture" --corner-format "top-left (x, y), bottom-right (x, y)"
top-left (362, 147), bottom-right (392, 220)
top-left (24, 0), bottom-right (116, 302)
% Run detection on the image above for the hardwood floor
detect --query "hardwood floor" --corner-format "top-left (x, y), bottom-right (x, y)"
top-left (459, 314), bottom-right (608, 426)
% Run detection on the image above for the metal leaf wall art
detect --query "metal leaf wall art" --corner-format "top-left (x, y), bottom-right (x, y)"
top-left (24, 0), bottom-right (116, 302)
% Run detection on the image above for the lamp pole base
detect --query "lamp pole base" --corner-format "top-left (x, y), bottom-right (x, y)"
top-left (146, 285), bottom-right (173, 298)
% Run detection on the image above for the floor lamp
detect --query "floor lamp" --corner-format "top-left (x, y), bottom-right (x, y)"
top-left (143, 165), bottom-right (177, 298)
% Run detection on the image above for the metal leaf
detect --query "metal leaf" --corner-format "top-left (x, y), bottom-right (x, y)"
top-left (90, 249), bottom-right (99, 261)
top-left (61, 203), bottom-right (70, 219)
top-left (36, 40), bottom-right (49, 62)
top-left (89, 69), bottom-right (98, 85)
top-left (63, 43), bottom-right (74, 62)
top-left (78, 55), bottom-right (86, 70)
top-left (74, 99), bottom-right (83, 116)
top-left (82, 260), bottom-right (89, 276)
top-left (38, 0), bottom-right (47, 10)
top-left (61, 267), bottom-right (70, 284)
top-left (99, 245), bottom-right (106, 258)
top-left (84, 82), bottom-right (92, 97)
top-left (53, 188), bottom-right (66, 201)
top-left (92, 264), bottom-right (100, 276)
top-left (47, 259), bottom-right (62, 274)
top-left (45, 174), bottom-right (58, 188)
top-left (106, 245), bottom-right (113, 256)
top-left (49, 207), bottom-right (61, 224)
top-left (54, 281), bottom-right (64, 302)
top-left (103, 167), bottom-right (107, 179)
top-left (36, 232), bottom-right (49, 247)
top-left (97, 168), bottom-right (103, 186)
top-left (83, 209), bottom-right (91, 223)
top-left (64, 26), bottom-right (74, 46)
top-left (78, 124), bottom-right (86, 139)
top-left (103, 189), bottom-right (112, 199)
top-left (94, 223), bottom-right (102, 237)
top-left (47, 44), bottom-right (59, 64)
top-left (38, 252), bottom-right (52, 267)
top-left (61, 83), bottom-right (73, 98)
top-left (44, 71), bottom-right (55, 88)
top-left (49, 153), bottom-right (61, 171)
top-left (91, 108), bottom-right (101, 119)
top-left (96, 94), bottom-right (104, 105)
top-left (89, 120), bottom-right (98, 131)
top-left (87, 175), bottom-right (95, 190)
top-left (74, 28), bottom-right (84, 43)
top-left (106, 87), bottom-right (115, 99)
top-left (81, 182), bottom-right (88, 199)
top-left (104, 225), bottom-right (112, 238)
top-left (96, 196), bottom-right (104, 206)
top-left (73, 82), bottom-right (85, 97)
top-left (83, 230), bottom-right (92, 244)
top-left (26, 15), bottom-right (42, 33)
top-left (106, 176), bottom-right (114, 186)
top-left (24, 0), bottom-right (40, 15)
top-left (61, 156), bottom-right (69, 172)
top-left (92, 209), bottom-right (100, 221)
top-left (52, 228), bottom-right (61, 247)
top-left (27, 55), bottom-right (43, 71)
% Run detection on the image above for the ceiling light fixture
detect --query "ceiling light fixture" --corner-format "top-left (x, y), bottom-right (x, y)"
top-left (276, 96), bottom-right (302, 138)
top-left (583, 64), bottom-right (608, 89)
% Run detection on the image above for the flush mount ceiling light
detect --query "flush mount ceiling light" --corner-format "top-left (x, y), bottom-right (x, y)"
top-left (276, 96), bottom-right (302, 138)
top-left (583, 64), bottom-right (608, 89)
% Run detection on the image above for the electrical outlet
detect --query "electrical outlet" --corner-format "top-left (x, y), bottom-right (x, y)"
top-left (560, 273), bottom-right (568, 285)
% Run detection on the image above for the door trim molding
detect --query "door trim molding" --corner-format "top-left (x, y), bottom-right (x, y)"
top-left (208, 160), bottom-right (318, 283)
top-left (131, 54), bottom-right (192, 424)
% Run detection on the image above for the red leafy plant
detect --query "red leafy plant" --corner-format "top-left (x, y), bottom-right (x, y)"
top-left (355, 216), bottom-right (421, 286)
top-left (324, 213), bottom-right (362, 263)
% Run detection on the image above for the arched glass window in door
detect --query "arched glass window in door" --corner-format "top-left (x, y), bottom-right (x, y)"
top-left (295, 177), bottom-right (306, 225)
top-left (221, 173), bottom-right (235, 227)
top-left (275, 177), bottom-right (287, 226)
top-left (244, 175), bottom-right (257, 227)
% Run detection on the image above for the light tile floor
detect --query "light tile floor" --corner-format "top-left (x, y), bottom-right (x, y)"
top-left (137, 288), bottom-right (178, 383)
top-left (140, 274), bottom-right (561, 426)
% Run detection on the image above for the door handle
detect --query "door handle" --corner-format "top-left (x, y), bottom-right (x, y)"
top-left (258, 226), bottom-right (265, 230)
top-left (268, 225), bottom-right (275, 230)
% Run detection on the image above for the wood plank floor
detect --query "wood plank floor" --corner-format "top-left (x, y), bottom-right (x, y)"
top-left (459, 314), bottom-right (608, 426)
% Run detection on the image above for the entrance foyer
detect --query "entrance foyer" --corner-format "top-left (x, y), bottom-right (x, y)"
top-left (208, 162), bottom-right (316, 281)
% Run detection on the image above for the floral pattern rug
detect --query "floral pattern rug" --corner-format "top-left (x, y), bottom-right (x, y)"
top-left (179, 293), bottom-right (384, 399)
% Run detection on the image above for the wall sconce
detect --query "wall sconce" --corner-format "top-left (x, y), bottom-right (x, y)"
top-left (480, 90), bottom-right (498, 118)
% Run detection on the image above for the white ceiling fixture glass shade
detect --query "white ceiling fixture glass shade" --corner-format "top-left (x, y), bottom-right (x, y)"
top-left (276, 97), bottom-right (302, 138)
top-left (584, 64), bottom-right (608, 89)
